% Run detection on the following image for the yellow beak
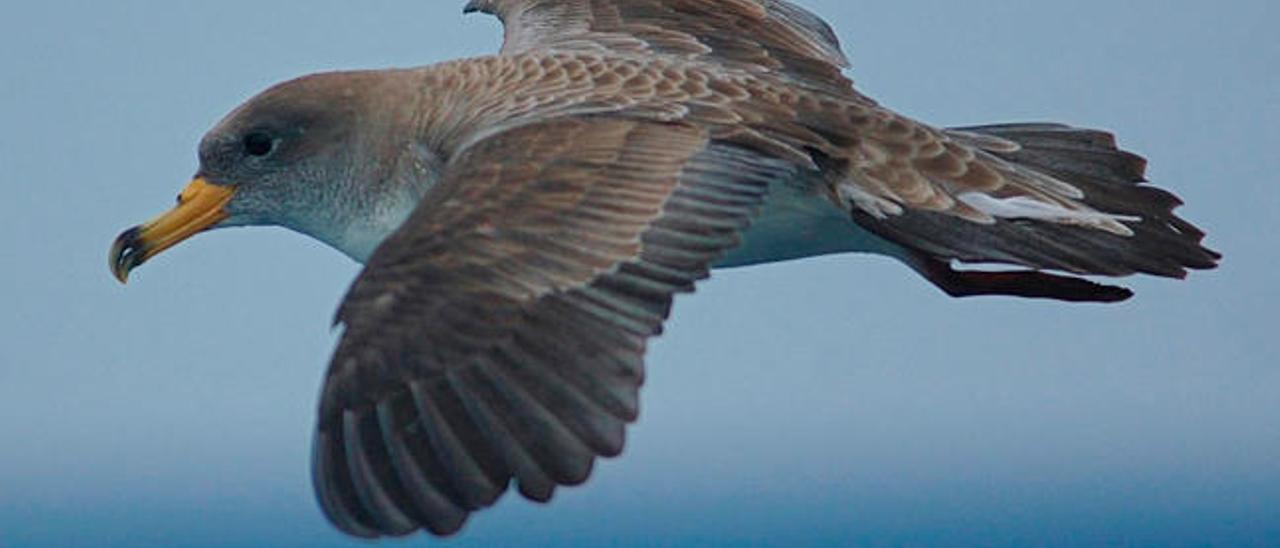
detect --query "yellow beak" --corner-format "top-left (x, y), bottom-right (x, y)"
top-left (110, 177), bottom-right (235, 283)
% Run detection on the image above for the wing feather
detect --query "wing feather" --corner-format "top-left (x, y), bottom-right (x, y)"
top-left (375, 396), bottom-right (475, 531)
top-left (314, 116), bottom-right (796, 537)
top-left (464, 0), bottom-right (853, 92)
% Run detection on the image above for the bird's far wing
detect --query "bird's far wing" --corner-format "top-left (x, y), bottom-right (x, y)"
top-left (463, 0), bottom-right (855, 93)
top-left (313, 116), bottom-right (797, 538)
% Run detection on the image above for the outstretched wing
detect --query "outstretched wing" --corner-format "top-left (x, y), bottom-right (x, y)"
top-left (312, 116), bottom-right (797, 537)
top-left (463, 0), bottom-right (855, 93)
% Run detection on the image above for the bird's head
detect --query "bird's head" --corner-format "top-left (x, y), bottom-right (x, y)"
top-left (110, 69), bottom-right (435, 282)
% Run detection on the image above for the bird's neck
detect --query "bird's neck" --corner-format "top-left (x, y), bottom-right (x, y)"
top-left (294, 148), bottom-right (441, 264)
top-left (327, 188), bottom-right (423, 264)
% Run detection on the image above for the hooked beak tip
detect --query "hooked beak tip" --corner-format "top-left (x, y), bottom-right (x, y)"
top-left (110, 226), bottom-right (145, 284)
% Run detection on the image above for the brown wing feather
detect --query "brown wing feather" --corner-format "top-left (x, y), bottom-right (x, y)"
top-left (314, 116), bottom-right (797, 537)
top-left (463, 0), bottom-right (854, 93)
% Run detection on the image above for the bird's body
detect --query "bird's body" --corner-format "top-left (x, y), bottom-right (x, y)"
top-left (259, 54), bottom-right (897, 267)
top-left (110, 0), bottom-right (1218, 539)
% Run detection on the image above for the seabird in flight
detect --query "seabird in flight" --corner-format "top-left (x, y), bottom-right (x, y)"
top-left (109, 0), bottom-right (1219, 538)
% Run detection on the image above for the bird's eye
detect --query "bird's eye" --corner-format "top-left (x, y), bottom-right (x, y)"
top-left (242, 132), bottom-right (276, 157)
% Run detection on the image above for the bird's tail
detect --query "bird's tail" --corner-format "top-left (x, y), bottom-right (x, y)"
top-left (853, 123), bottom-right (1220, 302)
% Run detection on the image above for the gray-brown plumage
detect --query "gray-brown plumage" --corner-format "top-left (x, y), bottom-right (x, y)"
top-left (108, 0), bottom-right (1219, 538)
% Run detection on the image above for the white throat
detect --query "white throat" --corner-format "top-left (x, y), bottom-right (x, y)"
top-left (335, 205), bottom-right (418, 264)
top-left (293, 185), bottom-right (424, 265)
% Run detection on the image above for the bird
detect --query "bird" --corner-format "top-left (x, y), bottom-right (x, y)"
top-left (109, 0), bottom-right (1219, 539)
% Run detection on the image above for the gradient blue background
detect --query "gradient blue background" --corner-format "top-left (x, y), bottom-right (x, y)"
top-left (2, 2), bottom-right (1277, 546)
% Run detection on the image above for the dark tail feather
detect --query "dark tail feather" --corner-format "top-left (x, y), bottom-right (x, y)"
top-left (853, 123), bottom-right (1220, 301)
top-left (907, 254), bottom-right (1133, 303)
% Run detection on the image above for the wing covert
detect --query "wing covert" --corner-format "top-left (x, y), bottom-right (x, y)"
top-left (463, 0), bottom-right (854, 93)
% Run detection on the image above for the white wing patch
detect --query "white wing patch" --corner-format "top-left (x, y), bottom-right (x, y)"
top-left (958, 192), bottom-right (1138, 236)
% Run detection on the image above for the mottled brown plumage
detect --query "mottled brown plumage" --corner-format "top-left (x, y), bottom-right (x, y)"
top-left (108, 0), bottom-right (1219, 539)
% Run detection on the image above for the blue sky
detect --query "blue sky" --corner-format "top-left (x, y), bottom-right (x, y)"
top-left (1, 1), bottom-right (1277, 546)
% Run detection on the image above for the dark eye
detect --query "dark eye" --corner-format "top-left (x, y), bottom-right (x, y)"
top-left (242, 131), bottom-right (276, 157)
